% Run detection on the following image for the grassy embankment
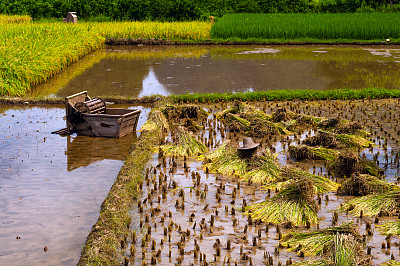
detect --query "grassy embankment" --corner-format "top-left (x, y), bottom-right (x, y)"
top-left (170, 88), bottom-right (400, 103)
top-left (78, 108), bottom-right (169, 265)
top-left (211, 13), bottom-right (400, 44)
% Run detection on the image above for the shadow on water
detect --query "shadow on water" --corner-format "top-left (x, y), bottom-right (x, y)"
top-left (0, 104), bottom-right (150, 266)
top-left (30, 45), bottom-right (400, 98)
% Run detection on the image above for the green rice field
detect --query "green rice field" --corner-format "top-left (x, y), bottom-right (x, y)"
top-left (211, 13), bottom-right (400, 42)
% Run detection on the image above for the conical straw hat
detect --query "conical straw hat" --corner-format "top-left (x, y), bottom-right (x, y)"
top-left (238, 137), bottom-right (260, 150)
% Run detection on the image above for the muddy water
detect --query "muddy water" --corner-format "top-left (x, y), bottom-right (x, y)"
top-left (30, 45), bottom-right (400, 98)
top-left (128, 99), bottom-right (400, 265)
top-left (0, 104), bottom-right (150, 265)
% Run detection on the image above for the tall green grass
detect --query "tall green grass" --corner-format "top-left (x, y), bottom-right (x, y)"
top-left (211, 13), bottom-right (400, 41)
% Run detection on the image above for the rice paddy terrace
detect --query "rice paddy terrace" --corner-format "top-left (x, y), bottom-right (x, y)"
top-left (120, 99), bottom-right (400, 266)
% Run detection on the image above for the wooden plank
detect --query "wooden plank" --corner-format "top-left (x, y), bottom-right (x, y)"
top-left (51, 128), bottom-right (70, 135)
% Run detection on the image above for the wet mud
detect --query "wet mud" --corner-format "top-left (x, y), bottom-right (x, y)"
top-left (127, 99), bottom-right (400, 265)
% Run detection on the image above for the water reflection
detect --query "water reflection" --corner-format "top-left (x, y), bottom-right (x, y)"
top-left (0, 105), bottom-right (149, 265)
top-left (139, 67), bottom-right (168, 97)
top-left (66, 134), bottom-right (135, 171)
top-left (30, 45), bottom-right (400, 98)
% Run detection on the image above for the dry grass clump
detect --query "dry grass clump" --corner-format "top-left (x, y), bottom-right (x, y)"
top-left (205, 141), bottom-right (247, 176)
top-left (246, 179), bottom-right (319, 226)
top-left (288, 145), bottom-right (339, 161)
top-left (334, 122), bottom-right (362, 134)
top-left (217, 103), bottom-right (289, 137)
top-left (243, 149), bottom-right (281, 184)
top-left (278, 166), bottom-right (340, 194)
top-left (377, 220), bottom-right (400, 236)
top-left (161, 104), bottom-right (207, 130)
top-left (160, 126), bottom-right (207, 157)
top-left (271, 107), bottom-right (296, 122)
top-left (281, 221), bottom-right (359, 256)
top-left (329, 152), bottom-right (383, 178)
top-left (303, 131), bottom-right (340, 149)
top-left (339, 189), bottom-right (400, 217)
top-left (302, 130), bottom-right (372, 150)
top-left (339, 173), bottom-right (399, 196)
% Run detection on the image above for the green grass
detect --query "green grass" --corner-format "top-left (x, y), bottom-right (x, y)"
top-left (171, 88), bottom-right (400, 103)
top-left (211, 13), bottom-right (400, 41)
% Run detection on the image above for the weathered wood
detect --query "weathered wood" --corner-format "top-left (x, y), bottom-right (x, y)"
top-left (63, 91), bottom-right (141, 138)
top-left (75, 98), bottom-right (106, 114)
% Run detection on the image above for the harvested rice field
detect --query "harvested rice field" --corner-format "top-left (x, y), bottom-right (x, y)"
top-left (120, 98), bottom-right (400, 265)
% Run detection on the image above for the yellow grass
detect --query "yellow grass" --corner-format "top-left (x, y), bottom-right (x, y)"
top-left (0, 14), bottom-right (31, 23)
top-left (0, 18), bottom-right (212, 96)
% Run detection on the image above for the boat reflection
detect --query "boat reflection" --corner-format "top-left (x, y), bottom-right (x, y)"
top-left (65, 134), bottom-right (136, 171)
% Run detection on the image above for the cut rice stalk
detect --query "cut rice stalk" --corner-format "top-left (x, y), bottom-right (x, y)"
top-left (160, 126), bottom-right (207, 157)
top-left (339, 173), bottom-right (400, 196)
top-left (303, 130), bottom-right (372, 150)
top-left (224, 113), bottom-right (251, 132)
top-left (243, 149), bottom-right (281, 183)
top-left (205, 141), bottom-right (247, 176)
top-left (339, 190), bottom-right (400, 217)
top-left (377, 220), bottom-right (400, 236)
top-left (246, 179), bottom-right (319, 226)
top-left (288, 145), bottom-right (339, 161)
top-left (382, 261), bottom-right (400, 266)
top-left (276, 166), bottom-right (339, 193)
top-left (140, 109), bottom-right (169, 134)
top-left (237, 102), bottom-right (272, 121)
top-left (280, 222), bottom-right (358, 256)
top-left (335, 133), bottom-right (372, 149)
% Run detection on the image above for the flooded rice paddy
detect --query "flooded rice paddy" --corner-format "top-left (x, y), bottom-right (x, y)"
top-left (30, 45), bottom-right (400, 98)
top-left (127, 99), bottom-right (400, 265)
top-left (2, 45), bottom-right (400, 265)
top-left (0, 104), bottom-right (150, 265)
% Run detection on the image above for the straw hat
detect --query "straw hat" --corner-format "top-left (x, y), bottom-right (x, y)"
top-left (238, 137), bottom-right (260, 150)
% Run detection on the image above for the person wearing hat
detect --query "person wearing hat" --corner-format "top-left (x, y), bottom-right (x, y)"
top-left (238, 137), bottom-right (260, 158)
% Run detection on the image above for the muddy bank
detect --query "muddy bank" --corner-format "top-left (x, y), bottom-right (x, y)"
top-left (3, 88), bottom-right (400, 106)
top-left (0, 95), bottom-right (160, 105)
top-left (78, 108), bottom-right (168, 265)
top-left (105, 38), bottom-right (399, 46)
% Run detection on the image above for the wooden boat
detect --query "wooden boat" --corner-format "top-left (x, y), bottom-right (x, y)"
top-left (58, 91), bottom-right (141, 138)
